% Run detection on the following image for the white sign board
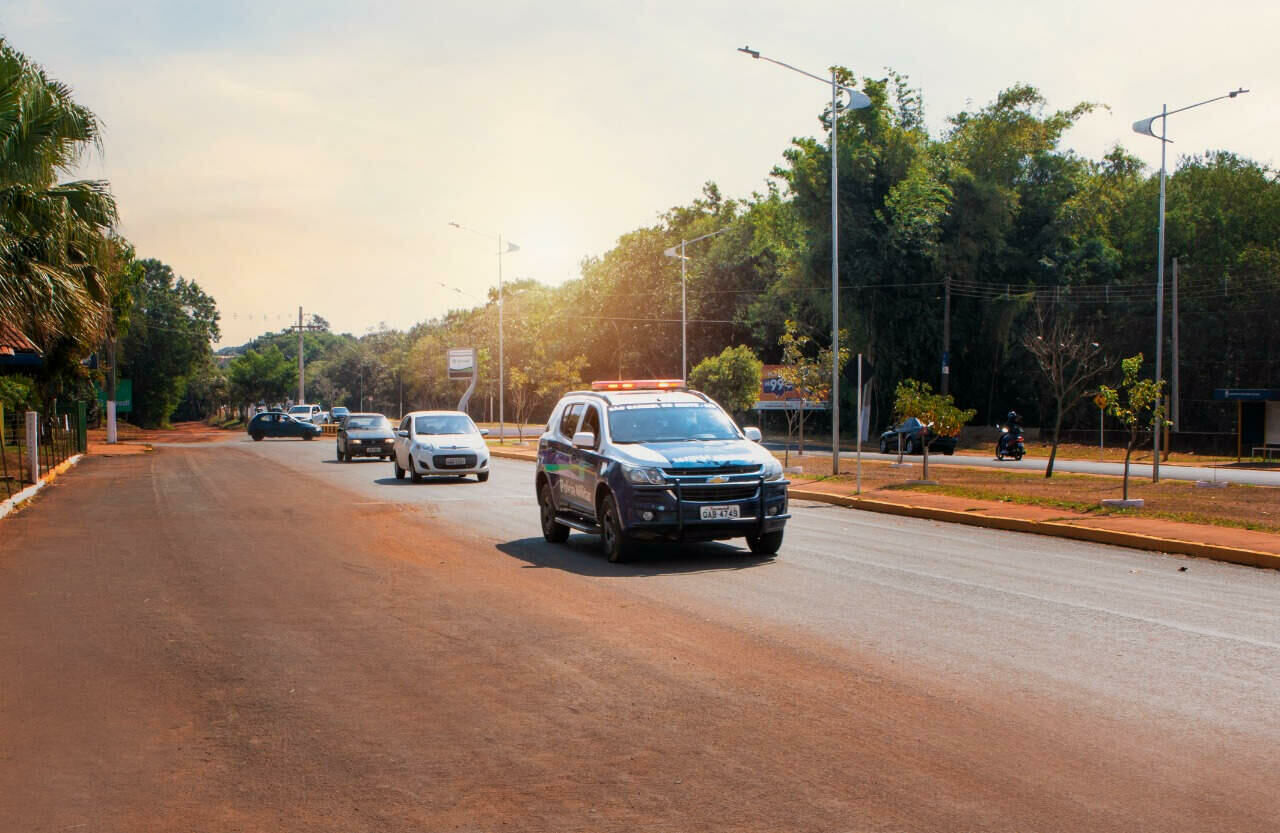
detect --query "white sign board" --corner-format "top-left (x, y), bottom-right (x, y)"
top-left (448, 348), bottom-right (476, 380)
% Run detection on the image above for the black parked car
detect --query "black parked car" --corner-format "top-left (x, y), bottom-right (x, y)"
top-left (248, 411), bottom-right (322, 441)
top-left (336, 413), bottom-right (395, 461)
top-left (878, 417), bottom-right (957, 455)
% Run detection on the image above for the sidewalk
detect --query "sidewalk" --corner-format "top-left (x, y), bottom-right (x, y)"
top-left (487, 444), bottom-right (1280, 572)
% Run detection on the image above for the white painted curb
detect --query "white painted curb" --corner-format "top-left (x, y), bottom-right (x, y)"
top-left (0, 453), bottom-right (84, 520)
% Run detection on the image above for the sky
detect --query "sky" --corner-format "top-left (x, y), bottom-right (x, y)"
top-left (4, 0), bottom-right (1275, 349)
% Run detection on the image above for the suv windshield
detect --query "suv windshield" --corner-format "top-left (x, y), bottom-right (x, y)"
top-left (414, 414), bottom-right (475, 435)
top-left (346, 415), bottom-right (389, 431)
top-left (608, 403), bottom-right (740, 443)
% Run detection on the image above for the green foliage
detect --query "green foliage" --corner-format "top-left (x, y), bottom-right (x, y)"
top-left (227, 346), bottom-right (294, 408)
top-left (1097, 353), bottom-right (1167, 499)
top-left (891, 379), bottom-right (976, 440)
top-left (1098, 354), bottom-right (1166, 434)
top-left (0, 38), bottom-right (117, 350)
top-left (892, 378), bottom-right (977, 479)
top-left (119, 259), bottom-right (220, 427)
top-left (0, 374), bottom-right (34, 409)
top-left (689, 344), bottom-right (763, 417)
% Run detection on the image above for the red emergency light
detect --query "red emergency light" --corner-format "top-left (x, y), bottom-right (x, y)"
top-left (590, 379), bottom-right (686, 391)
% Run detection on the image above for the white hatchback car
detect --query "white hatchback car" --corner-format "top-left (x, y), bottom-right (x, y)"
top-left (392, 410), bottom-right (491, 482)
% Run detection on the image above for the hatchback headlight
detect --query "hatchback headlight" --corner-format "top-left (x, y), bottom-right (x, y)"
top-left (350, 439), bottom-right (362, 444)
top-left (763, 457), bottom-right (784, 481)
top-left (623, 465), bottom-right (667, 485)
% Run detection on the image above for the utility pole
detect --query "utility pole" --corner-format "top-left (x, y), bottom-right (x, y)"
top-left (1171, 257), bottom-right (1180, 431)
top-left (287, 306), bottom-right (325, 404)
top-left (941, 275), bottom-right (952, 395)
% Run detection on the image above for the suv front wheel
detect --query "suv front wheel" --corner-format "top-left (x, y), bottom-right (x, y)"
top-left (600, 495), bottom-right (632, 564)
top-left (747, 530), bottom-right (784, 556)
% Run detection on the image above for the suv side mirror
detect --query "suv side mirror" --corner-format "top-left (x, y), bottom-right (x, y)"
top-left (572, 431), bottom-right (596, 449)
top-left (743, 426), bottom-right (763, 443)
top-left (396, 429), bottom-right (409, 438)
top-left (479, 428), bottom-right (490, 436)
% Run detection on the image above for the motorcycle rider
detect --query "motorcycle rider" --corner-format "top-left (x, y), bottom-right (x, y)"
top-left (998, 410), bottom-right (1022, 457)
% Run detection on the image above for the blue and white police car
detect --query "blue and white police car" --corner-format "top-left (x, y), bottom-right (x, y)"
top-left (535, 380), bottom-right (789, 562)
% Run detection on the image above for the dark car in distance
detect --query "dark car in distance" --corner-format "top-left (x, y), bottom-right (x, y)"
top-left (878, 417), bottom-right (957, 455)
top-left (337, 413), bottom-right (395, 461)
top-left (329, 406), bottom-right (351, 427)
top-left (248, 411), bottom-right (322, 441)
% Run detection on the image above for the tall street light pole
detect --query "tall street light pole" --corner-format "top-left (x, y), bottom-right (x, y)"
top-left (450, 222), bottom-right (520, 444)
top-left (663, 227), bottom-right (728, 380)
top-left (739, 45), bottom-right (871, 475)
top-left (1132, 87), bottom-right (1248, 482)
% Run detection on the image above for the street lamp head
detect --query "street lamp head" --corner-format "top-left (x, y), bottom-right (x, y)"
top-left (1229, 87), bottom-right (1249, 98)
top-left (448, 221), bottom-right (461, 228)
top-left (839, 87), bottom-right (873, 111)
top-left (738, 45), bottom-right (760, 59)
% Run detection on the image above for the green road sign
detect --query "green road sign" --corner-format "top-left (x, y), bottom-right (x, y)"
top-left (95, 379), bottom-right (132, 414)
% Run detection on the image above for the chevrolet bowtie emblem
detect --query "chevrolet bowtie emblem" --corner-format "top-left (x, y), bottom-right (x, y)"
top-left (708, 475), bottom-right (728, 484)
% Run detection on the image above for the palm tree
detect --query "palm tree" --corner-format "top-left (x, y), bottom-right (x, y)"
top-left (0, 37), bottom-right (118, 349)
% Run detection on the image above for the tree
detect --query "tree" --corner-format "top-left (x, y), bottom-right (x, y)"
top-left (1022, 304), bottom-right (1114, 477)
top-left (0, 39), bottom-right (117, 351)
top-left (1098, 354), bottom-right (1166, 501)
top-left (535, 356), bottom-right (587, 420)
top-left (227, 346), bottom-right (294, 412)
top-left (776, 320), bottom-right (849, 461)
top-left (689, 344), bottom-right (762, 419)
top-left (119, 259), bottom-right (220, 426)
top-left (506, 366), bottom-right (538, 443)
top-left (892, 379), bottom-right (976, 481)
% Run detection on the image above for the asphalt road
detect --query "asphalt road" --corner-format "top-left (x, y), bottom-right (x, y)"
top-left (249, 437), bottom-right (1280, 738)
top-left (3, 437), bottom-right (1278, 830)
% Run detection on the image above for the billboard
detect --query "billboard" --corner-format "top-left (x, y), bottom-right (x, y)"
top-left (447, 348), bottom-right (476, 380)
top-left (754, 365), bottom-right (828, 411)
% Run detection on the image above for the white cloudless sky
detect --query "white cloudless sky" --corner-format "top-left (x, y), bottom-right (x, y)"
top-left (4, 0), bottom-right (1274, 347)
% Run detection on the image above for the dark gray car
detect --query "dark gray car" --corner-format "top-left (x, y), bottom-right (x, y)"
top-left (336, 413), bottom-right (395, 461)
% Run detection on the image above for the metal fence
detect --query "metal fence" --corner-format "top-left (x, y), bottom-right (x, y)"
top-left (1, 406), bottom-right (85, 502)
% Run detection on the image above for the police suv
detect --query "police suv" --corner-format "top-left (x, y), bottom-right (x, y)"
top-left (535, 380), bottom-right (789, 562)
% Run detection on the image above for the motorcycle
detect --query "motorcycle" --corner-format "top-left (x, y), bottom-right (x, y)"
top-left (996, 426), bottom-right (1025, 461)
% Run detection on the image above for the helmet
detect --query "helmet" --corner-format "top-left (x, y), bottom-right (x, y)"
top-left (1007, 411), bottom-right (1019, 423)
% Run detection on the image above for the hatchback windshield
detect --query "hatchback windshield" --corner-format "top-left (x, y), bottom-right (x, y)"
top-left (346, 415), bottom-right (390, 431)
top-left (414, 414), bottom-right (476, 435)
top-left (608, 404), bottom-right (740, 443)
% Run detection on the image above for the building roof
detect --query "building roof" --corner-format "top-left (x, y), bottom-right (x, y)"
top-left (0, 319), bottom-right (41, 362)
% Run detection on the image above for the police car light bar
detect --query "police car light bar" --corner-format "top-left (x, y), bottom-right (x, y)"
top-left (591, 379), bottom-right (686, 391)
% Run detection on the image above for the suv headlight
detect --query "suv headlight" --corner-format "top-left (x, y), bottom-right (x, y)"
top-left (763, 457), bottom-right (784, 481)
top-left (623, 465), bottom-right (667, 485)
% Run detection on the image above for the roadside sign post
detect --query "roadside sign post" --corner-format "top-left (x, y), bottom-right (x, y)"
top-left (448, 348), bottom-right (478, 414)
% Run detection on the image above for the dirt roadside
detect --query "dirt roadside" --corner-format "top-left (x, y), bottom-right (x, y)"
top-left (3, 446), bottom-right (1276, 831)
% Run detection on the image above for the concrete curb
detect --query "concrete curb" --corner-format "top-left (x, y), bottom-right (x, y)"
top-left (0, 453), bottom-right (84, 521)
top-left (490, 446), bottom-right (1278, 571)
